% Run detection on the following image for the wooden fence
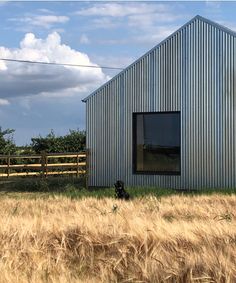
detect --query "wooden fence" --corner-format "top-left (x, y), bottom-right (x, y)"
top-left (0, 152), bottom-right (87, 178)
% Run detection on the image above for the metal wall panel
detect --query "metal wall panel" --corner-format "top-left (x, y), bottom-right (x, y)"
top-left (85, 16), bottom-right (236, 189)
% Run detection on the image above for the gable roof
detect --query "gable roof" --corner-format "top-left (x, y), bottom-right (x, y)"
top-left (82, 15), bottom-right (236, 102)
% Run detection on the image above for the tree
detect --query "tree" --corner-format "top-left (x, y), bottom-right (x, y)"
top-left (0, 127), bottom-right (17, 154)
top-left (31, 129), bottom-right (86, 153)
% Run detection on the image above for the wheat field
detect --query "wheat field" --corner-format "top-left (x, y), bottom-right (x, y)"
top-left (0, 193), bottom-right (235, 283)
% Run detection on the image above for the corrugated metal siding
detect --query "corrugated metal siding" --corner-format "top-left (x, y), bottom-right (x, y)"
top-left (86, 17), bottom-right (236, 189)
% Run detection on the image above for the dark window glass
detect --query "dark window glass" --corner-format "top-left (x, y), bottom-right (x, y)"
top-left (134, 112), bottom-right (180, 174)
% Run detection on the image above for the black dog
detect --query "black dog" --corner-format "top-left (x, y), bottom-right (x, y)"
top-left (114, 180), bottom-right (130, 200)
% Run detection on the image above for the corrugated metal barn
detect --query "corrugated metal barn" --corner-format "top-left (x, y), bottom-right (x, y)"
top-left (82, 15), bottom-right (236, 189)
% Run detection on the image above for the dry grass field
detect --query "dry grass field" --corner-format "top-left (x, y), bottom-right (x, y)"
top-left (0, 193), bottom-right (235, 283)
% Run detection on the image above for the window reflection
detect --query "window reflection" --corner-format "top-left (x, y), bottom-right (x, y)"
top-left (135, 112), bottom-right (180, 173)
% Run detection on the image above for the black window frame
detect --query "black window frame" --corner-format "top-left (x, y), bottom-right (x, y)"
top-left (133, 111), bottom-right (181, 175)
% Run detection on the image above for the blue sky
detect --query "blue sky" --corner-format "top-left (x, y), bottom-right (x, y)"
top-left (0, 1), bottom-right (236, 145)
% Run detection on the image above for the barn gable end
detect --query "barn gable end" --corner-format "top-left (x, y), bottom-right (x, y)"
top-left (83, 15), bottom-right (236, 189)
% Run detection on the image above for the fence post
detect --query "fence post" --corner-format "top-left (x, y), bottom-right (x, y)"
top-left (85, 149), bottom-right (90, 190)
top-left (7, 154), bottom-right (10, 178)
top-left (76, 154), bottom-right (79, 177)
top-left (45, 153), bottom-right (48, 178)
top-left (41, 151), bottom-right (46, 178)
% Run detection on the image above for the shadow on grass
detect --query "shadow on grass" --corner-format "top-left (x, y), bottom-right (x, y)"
top-left (0, 177), bottom-right (235, 199)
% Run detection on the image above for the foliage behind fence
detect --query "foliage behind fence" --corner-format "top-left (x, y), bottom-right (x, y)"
top-left (0, 152), bottom-right (87, 178)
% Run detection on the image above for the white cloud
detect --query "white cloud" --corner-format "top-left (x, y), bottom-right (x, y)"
top-left (75, 3), bottom-right (186, 45)
top-left (79, 34), bottom-right (90, 44)
top-left (0, 32), bottom-right (108, 99)
top-left (75, 3), bottom-right (182, 27)
top-left (37, 9), bottom-right (54, 14)
top-left (0, 99), bottom-right (9, 106)
top-left (128, 12), bottom-right (182, 29)
top-left (76, 3), bottom-right (167, 18)
top-left (91, 17), bottom-right (121, 29)
top-left (133, 25), bottom-right (179, 45)
top-left (10, 15), bottom-right (69, 29)
top-left (96, 23), bottom-right (180, 47)
top-left (205, 1), bottom-right (221, 10)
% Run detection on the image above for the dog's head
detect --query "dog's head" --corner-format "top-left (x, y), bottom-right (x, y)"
top-left (114, 180), bottom-right (124, 188)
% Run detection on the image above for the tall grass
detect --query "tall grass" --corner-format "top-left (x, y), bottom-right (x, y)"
top-left (0, 194), bottom-right (235, 282)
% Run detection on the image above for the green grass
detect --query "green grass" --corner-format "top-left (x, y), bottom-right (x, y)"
top-left (0, 177), bottom-right (235, 199)
top-left (0, 176), bottom-right (85, 192)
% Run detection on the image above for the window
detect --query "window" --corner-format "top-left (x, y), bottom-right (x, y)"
top-left (133, 112), bottom-right (180, 174)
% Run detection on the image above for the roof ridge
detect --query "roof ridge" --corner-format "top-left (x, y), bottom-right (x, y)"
top-left (82, 15), bottom-right (236, 102)
top-left (195, 15), bottom-right (236, 36)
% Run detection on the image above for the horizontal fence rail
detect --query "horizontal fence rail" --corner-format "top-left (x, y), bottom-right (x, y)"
top-left (0, 152), bottom-right (87, 178)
